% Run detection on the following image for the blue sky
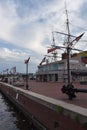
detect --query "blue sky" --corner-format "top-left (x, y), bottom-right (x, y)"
top-left (0, 0), bottom-right (87, 73)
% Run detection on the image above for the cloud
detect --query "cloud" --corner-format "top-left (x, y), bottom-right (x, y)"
top-left (0, 1), bottom-right (18, 40)
top-left (0, 47), bottom-right (28, 61)
top-left (0, 0), bottom-right (87, 72)
top-left (10, 21), bottom-right (47, 54)
top-left (0, 46), bottom-right (42, 72)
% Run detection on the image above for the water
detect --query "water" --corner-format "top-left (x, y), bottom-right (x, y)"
top-left (0, 93), bottom-right (38, 130)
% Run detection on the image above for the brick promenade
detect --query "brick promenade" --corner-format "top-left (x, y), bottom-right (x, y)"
top-left (22, 80), bottom-right (87, 108)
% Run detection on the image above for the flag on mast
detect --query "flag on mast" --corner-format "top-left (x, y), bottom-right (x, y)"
top-left (13, 66), bottom-right (16, 74)
top-left (39, 57), bottom-right (46, 66)
top-left (75, 33), bottom-right (84, 42)
top-left (70, 33), bottom-right (84, 46)
top-left (47, 47), bottom-right (60, 53)
top-left (25, 57), bottom-right (30, 64)
top-left (11, 66), bottom-right (16, 74)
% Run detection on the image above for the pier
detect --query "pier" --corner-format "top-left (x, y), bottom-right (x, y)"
top-left (0, 81), bottom-right (87, 130)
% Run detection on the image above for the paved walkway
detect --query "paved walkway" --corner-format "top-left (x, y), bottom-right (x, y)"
top-left (20, 80), bottom-right (87, 108)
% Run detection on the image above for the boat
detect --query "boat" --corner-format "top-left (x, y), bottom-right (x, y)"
top-left (36, 6), bottom-right (87, 84)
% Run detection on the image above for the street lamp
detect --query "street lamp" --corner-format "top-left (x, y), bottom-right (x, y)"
top-left (24, 57), bottom-right (30, 90)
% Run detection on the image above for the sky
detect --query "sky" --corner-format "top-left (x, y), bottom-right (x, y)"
top-left (0, 0), bottom-right (87, 73)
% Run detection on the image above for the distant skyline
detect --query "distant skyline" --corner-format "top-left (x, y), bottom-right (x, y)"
top-left (0, 0), bottom-right (87, 73)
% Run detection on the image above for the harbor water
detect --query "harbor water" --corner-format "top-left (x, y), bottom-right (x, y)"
top-left (0, 92), bottom-right (38, 130)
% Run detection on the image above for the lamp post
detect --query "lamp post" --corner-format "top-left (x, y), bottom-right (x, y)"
top-left (25, 57), bottom-right (30, 90)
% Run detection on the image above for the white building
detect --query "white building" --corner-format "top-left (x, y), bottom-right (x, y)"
top-left (36, 51), bottom-right (87, 83)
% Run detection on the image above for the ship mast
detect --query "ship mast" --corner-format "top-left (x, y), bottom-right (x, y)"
top-left (52, 31), bottom-right (57, 61)
top-left (50, 4), bottom-right (84, 84)
top-left (66, 5), bottom-right (70, 44)
top-left (65, 4), bottom-right (71, 84)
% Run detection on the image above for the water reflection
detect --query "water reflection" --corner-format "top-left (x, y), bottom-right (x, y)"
top-left (0, 93), bottom-right (38, 130)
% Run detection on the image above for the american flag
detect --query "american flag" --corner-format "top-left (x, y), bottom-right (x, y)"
top-left (11, 66), bottom-right (16, 74)
top-left (39, 57), bottom-right (46, 66)
top-left (75, 33), bottom-right (84, 42)
top-left (25, 57), bottom-right (30, 64)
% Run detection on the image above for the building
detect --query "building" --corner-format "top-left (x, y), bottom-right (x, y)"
top-left (36, 51), bottom-right (87, 83)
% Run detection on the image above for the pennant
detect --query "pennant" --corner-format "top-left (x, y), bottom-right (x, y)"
top-left (25, 57), bottom-right (30, 64)
top-left (39, 57), bottom-right (46, 66)
top-left (12, 66), bottom-right (16, 74)
top-left (75, 33), bottom-right (84, 42)
top-left (70, 33), bottom-right (84, 46)
top-left (47, 47), bottom-right (57, 53)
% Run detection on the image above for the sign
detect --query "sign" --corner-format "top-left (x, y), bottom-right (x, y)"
top-left (70, 60), bottom-right (79, 63)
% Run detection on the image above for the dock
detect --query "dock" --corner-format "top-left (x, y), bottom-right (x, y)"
top-left (0, 81), bottom-right (87, 130)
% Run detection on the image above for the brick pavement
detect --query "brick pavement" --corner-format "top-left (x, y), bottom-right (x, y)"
top-left (22, 80), bottom-right (87, 108)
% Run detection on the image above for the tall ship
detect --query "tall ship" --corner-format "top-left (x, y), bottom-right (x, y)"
top-left (36, 7), bottom-right (87, 84)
